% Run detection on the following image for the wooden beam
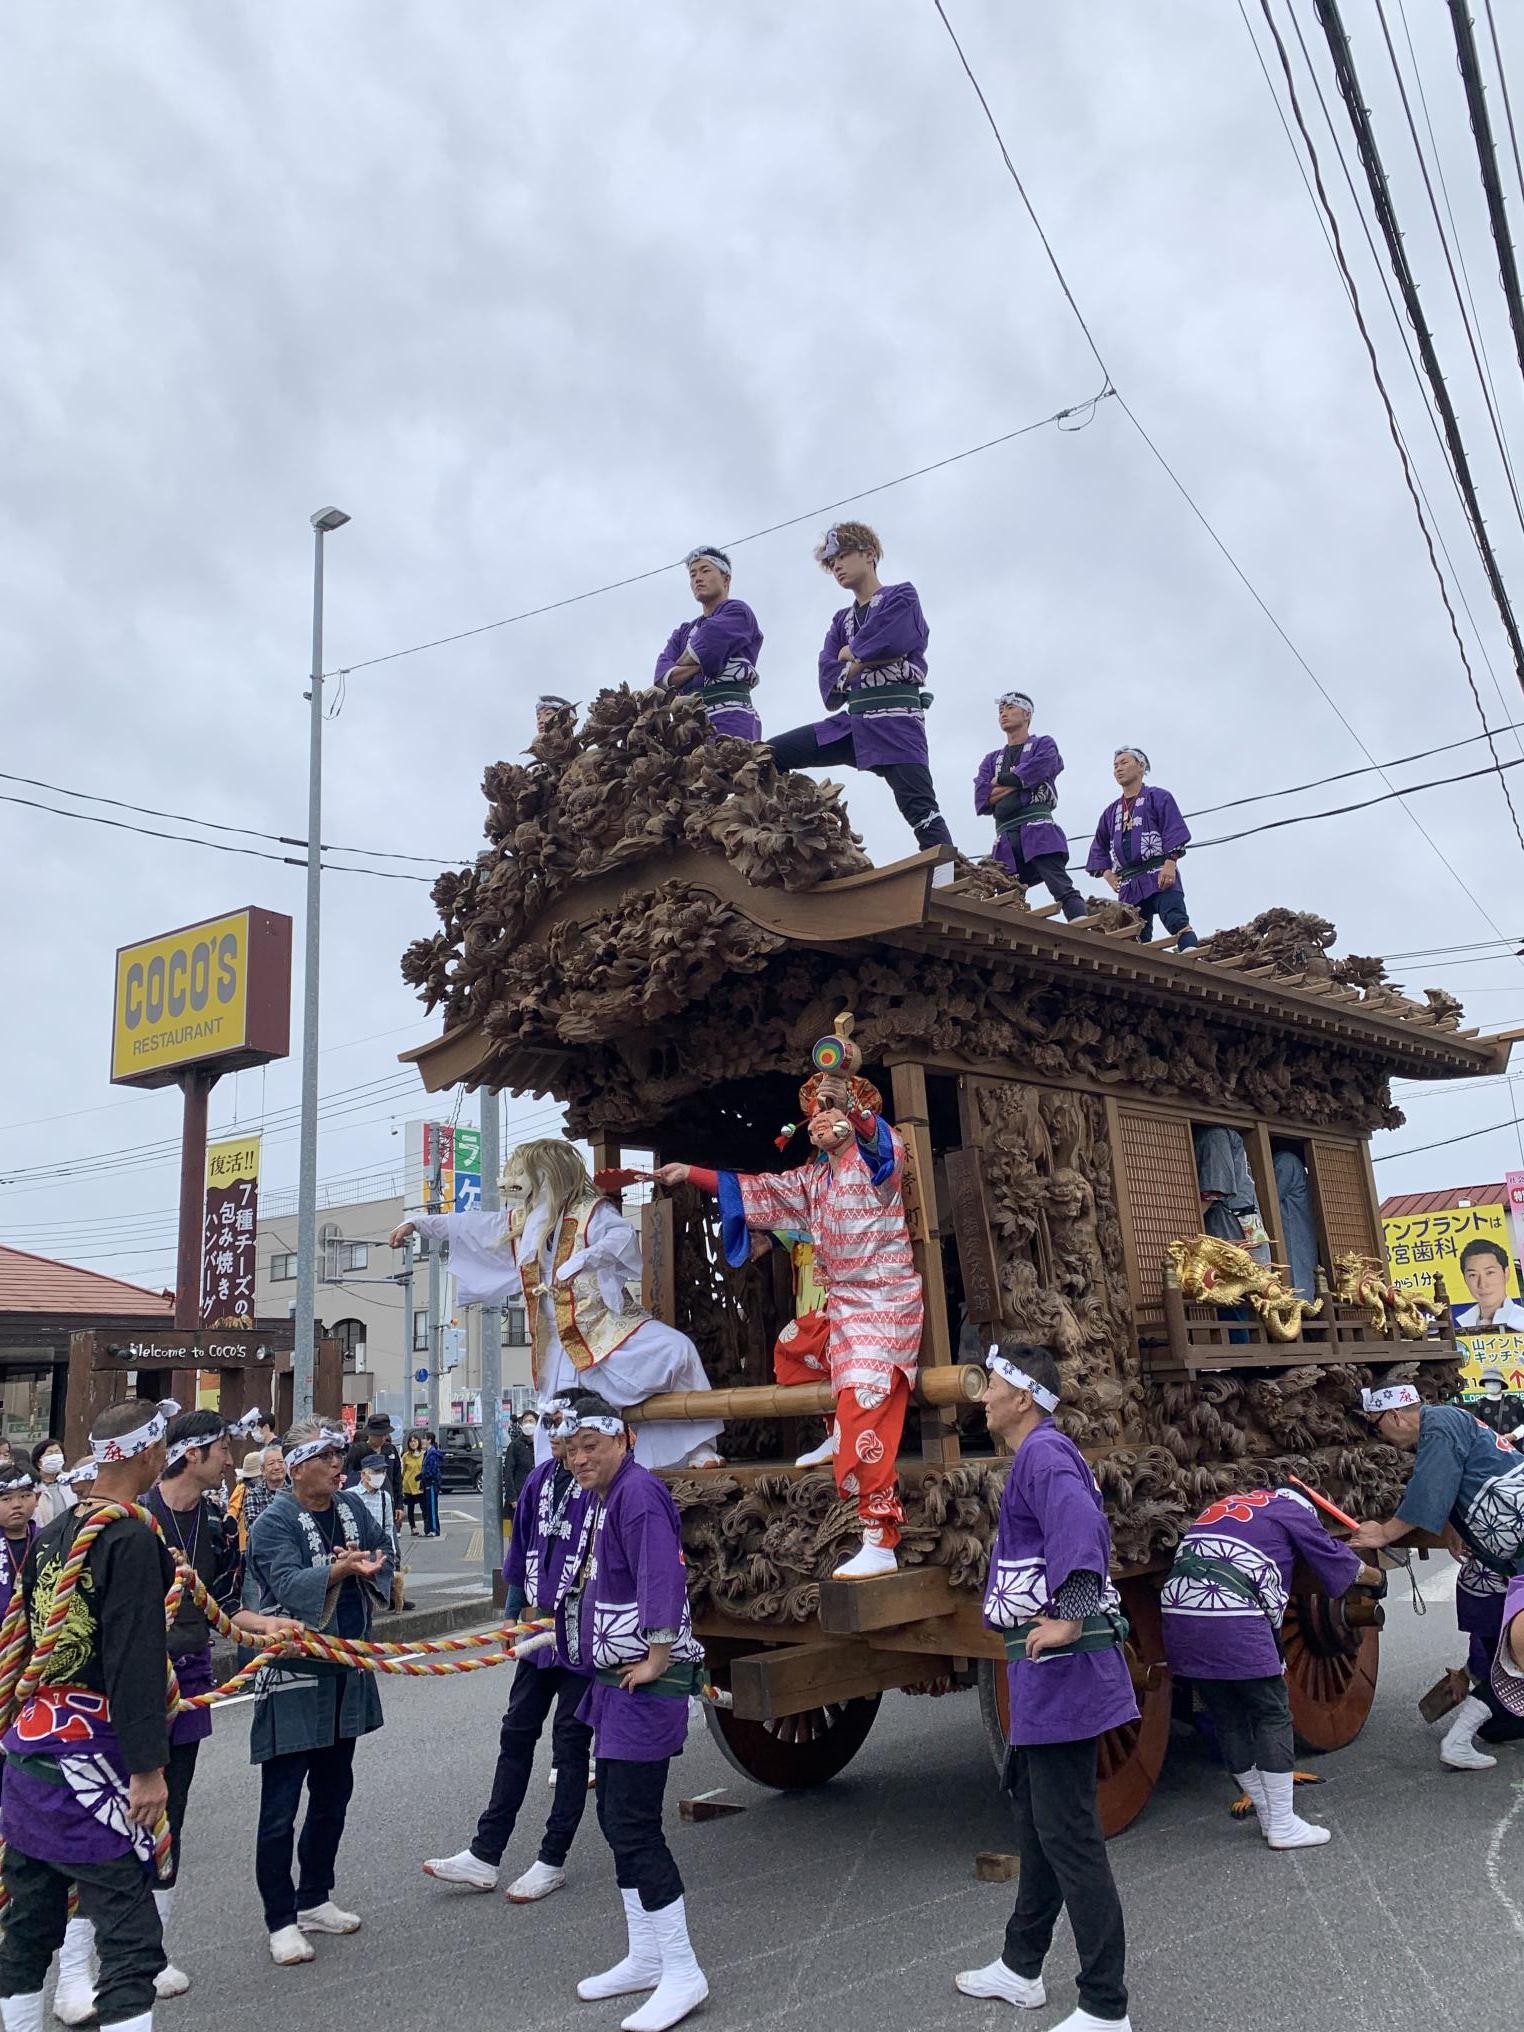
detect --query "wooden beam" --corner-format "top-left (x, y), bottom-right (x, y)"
top-left (728, 1640), bottom-right (947, 1720)
top-left (889, 1059), bottom-right (960, 1468)
top-left (818, 1563), bottom-right (957, 1634)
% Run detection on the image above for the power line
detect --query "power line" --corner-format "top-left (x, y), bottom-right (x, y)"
top-left (1484, 0), bottom-right (1524, 233)
top-left (326, 392), bottom-right (1111, 680)
top-left (1373, 1111), bottom-right (1524, 1161)
top-left (1450, 0), bottom-right (1524, 406)
top-left (0, 770), bottom-right (463, 867)
top-left (1190, 751), bottom-right (1524, 849)
top-left (930, 0), bottom-right (1512, 940)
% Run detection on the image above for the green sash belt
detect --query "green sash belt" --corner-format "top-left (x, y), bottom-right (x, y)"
top-left (1116, 852), bottom-right (1171, 878)
top-left (1171, 1548), bottom-right (1265, 1608)
top-left (703, 679), bottom-right (756, 705)
top-left (595, 1660), bottom-right (706, 1699)
top-left (1001, 1610), bottom-right (1129, 1660)
top-left (996, 803), bottom-right (1059, 838)
top-left (846, 685), bottom-right (933, 715)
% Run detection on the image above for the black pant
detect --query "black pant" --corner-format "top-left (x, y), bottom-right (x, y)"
top-left (404, 1493), bottom-right (422, 1530)
top-left (0, 1845), bottom-right (164, 2024)
top-left (471, 1658), bottom-right (593, 1868)
top-left (422, 1484), bottom-right (441, 1535)
top-left (595, 1756), bottom-right (683, 1913)
top-left (1001, 1738), bottom-right (1127, 2022)
top-left (1197, 1674), bottom-right (1295, 1775)
top-left (1011, 846), bottom-right (1086, 920)
top-left (163, 1734), bottom-right (200, 1885)
top-left (1138, 883), bottom-right (1198, 948)
top-left (255, 1691), bottom-right (359, 1932)
top-left (767, 725), bottom-right (954, 850)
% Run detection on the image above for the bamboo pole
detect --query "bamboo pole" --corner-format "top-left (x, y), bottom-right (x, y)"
top-left (622, 1363), bottom-right (987, 1425)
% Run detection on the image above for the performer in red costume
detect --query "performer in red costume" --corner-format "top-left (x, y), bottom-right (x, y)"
top-left (656, 1015), bottom-right (923, 1580)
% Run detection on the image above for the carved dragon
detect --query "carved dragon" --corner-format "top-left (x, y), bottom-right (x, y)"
top-left (1166, 1234), bottom-right (1324, 1343)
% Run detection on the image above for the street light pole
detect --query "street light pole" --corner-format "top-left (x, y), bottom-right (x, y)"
top-left (294, 505), bottom-right (350, 1420)
top-left (479, 1088), bottom-right (503, 1589)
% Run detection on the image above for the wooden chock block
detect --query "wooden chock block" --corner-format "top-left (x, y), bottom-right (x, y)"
top-left (679, 1789), bottom-right (746, 1822)
top-left (974, 1852), bottom-right (1020, 1883)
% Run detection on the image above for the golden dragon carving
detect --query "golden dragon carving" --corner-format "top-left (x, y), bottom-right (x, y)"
top-left (1331, 1251), bottom-right (1441, 1339)
top-left (1166, 1234), bottom-right (1324, 1343)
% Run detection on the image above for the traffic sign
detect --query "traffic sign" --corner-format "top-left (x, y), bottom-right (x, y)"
top-left (414, 1367), bottom-right (430, 1383)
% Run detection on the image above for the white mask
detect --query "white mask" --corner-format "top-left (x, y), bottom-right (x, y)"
top-left (1485, 1381), bottom-right (1504, 1397)
top-left (362, 1470), bottom-right (386, 1491)
top-left (40, 1451), bottom-right (64, 1473)
top-left (500, 1157), bottom-right (532, 1210)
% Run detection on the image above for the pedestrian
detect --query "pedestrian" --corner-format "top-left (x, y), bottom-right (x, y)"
top-left (974, 693), bottom-right (1086, 920)
top-left (424, 1392), bottom-right (594, 1902)
top-left (343, 1413), bottom-right (403, 1512)
top-left (141, 1410), bottom-right (300, 2001)
top-left (0, 1398), bottom-right (179, 2032)
top-left (1471, 1364), bottom-right (1524, 1439)
top-left (956, 1344), bottom-right (1135, 2032)
top-left (421, 1432), bottom-right (443, 1538)
top-left (1351, 1374), bottom-right (1524, 1769)
top-left (503, 1408), bottom-right (537, 1517)
top-left (566, 1393), bottom-right (709, 2032)
top-left (1085, 744), bottom-right (1199, 948)
top-left (401, 1433), bottom-right (425, 1537)
top-left (29, 1439), bottom-right (74, 1528)
top-left (652, 547), bottom-right (764, 740)
top-left (0, 1462), bottom-right (40, 1620)
top-left (1161, 1486), bottom-right (1379, 1848)
top-left (766, 522), bottom-right (954, 855)
top-left (246, 1419), bottom-right (393, 1966)
top-left (350, 1451), bottom-right (408, 1609)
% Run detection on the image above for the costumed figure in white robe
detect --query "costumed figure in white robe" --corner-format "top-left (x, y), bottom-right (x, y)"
top-left (391, 1139), bottom-right (721, 1472)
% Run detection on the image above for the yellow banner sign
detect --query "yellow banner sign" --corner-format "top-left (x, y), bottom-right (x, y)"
top-left (111, 910), bottom-right (252, 1083)
top-left (202, 1133), bottom-right (260, 1330)
top-left (1382, 1199), bottom-right (1524, 1391)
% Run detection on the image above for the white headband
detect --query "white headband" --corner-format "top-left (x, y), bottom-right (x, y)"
top-left (998, 690), bottom-right (1034, 712)
top-left (1361, 1384), bottom-right (1420, 1416)
top-left (685, 546), bottom-right (731, 576)
top-left (163, 1404), bottom-right (270, 1471)
top-left (0, 1470), bottom-right (36, 1494)
top-left (284, 1426), bottom-right (349, 1468)
top-left (986, 1348), bottom-right (1060, 1413)
top-left (1114, 745), bottom-right (1150, 772)
top-left (537, 1398), bottom-right (575, 1427)
top-left (90, 1398), bottom-right (181, 1465)
top-left (566, 1414), bottom-right (626, 1439)
top-left (58, 1460), bottom-right (97, 1488)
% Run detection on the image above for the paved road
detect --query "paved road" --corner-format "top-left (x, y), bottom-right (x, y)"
top-left (138, 1557), bottom-right (1521, 2032)
top-left (395, 1495), bottom-right (502, 1601)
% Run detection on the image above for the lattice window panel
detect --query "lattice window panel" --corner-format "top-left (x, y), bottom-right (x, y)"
top-left (1114, 1109), bottom-right (1202, 1305)
top-left (1309, 1141), bottom-right (1379, 1263)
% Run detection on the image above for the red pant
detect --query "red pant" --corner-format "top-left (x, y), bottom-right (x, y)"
top-left (835, 1372), bottom-right (909, 1544)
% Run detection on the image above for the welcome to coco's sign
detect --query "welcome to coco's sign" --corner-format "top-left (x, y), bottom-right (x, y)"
top-left (110, 908), bottom-right (292, 1088)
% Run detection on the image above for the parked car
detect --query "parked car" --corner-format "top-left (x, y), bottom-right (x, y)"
top-left (436, 1423), bottom-right (483, 1491)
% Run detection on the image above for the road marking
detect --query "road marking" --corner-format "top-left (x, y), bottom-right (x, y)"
top-left (1485, 1777), bottom-right (1524, 1940)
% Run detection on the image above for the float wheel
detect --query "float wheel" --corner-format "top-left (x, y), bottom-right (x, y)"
top-left (1283, 1590), bottom-right (1380, 1753)
top-left (705, 1692), bottom-right (881, 1790)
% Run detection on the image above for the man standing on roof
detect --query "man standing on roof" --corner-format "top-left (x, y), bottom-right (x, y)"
top-left (974, 693), bottom-right (1085, 920)
top-left (955, 1344), bottom-right (1135, 2032)
top-left (1086, 745), bottom-right (1198, 948)
top-left (1351, 1374), bottom-right (1524, 1769)
top-left (652, 548), bottom-right (763, 740)
top-left (766, 523), bottom-right (954, 854)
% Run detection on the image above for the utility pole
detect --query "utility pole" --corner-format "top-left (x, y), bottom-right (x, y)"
top-left (478, 1087), bottom-right (503, 1589)
top-left (294, 505), bottom-right (350, 1418)
top-left (426, 1147), bottom-right (444, 1435)
top-left (395, 1236), bottom-right (415, 1434)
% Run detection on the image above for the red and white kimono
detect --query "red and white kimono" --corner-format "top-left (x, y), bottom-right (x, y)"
top-left (695, 1118), bottom-right (923, 1542)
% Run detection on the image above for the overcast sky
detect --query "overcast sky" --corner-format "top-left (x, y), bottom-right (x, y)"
top-left (7, 0), bottom-right (1524, 1293)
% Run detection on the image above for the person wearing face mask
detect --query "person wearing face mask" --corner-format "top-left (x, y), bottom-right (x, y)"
top-left (1085, 745), bottom-right (1197, 948)
top-left (30, 1440), bottom-right (73, 1527)
top-left (1471, 1365), bottom-right (1524, 1439)
top-left (390, 1139), bottom-right (721, 1474)
top-left (350, 1454), bottom-right (404, 1604)
top-left (503, 1409), bottom-right (538, 1517)
top-left (424, 1393), bottom-right (592, 1903)
top-left (652, 548), bottom-right (764, 740)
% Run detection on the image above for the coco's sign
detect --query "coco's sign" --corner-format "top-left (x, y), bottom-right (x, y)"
top-left (110, 908), bottom-right (291, 1089)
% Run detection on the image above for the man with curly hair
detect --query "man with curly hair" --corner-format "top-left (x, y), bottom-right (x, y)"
top-left (766, 522), bottom-right (954, 854)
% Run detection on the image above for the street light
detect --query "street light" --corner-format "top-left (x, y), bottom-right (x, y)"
top-left (294, 505), bottom-right (350, 1418)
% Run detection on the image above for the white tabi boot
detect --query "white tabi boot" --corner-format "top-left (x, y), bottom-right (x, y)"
top-left (504, 1860), bottom-right (566, 1902)
top-left (1, 1993), bottom-right (44, 2032)
top-left (51, 1916), bottom-right (96, 2026)
top-left (679, 1445), bottom-right (724, 1468)
top-left (421, 1848), bottom-right (499, 1891)
top-left (620, 1897), bottom-right (708, 2032)
top-left (1262, 1768), bottom-right (1330, 1848)
top-left (268, 1925), bottom-right (315, 1966)
top-left (953, 1956), bottom-right (1047, 2007)
top-left (153, 1885), bottom-right (190, 1998)
top-left (295, 1900), bottom-right (360, 1935)
top-left (1440, 1693), bottom-right (1498, 1771)
top-left (577, 1889), bottom-right (661, 2001)
top-left (794, 1427), bottom-right (838, 1469)
top-left (1049, 2010), bottom-right (1133, 2032)
top-left (99, 2015), bottom-right (153, 2032)
top-left (1234, 1767), bottom-right (1270, 1839)
top-left (831, 1526), bottom-right (897, 1580)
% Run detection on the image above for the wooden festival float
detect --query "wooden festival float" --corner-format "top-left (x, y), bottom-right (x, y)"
top-left (399, 690), bottom-right (1508, 1833)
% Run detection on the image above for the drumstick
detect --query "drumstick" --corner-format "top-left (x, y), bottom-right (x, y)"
top-left (592, 1167), bottom-right (654, 1191)
top-left (1286, 1473), bottom-right (1360, 1533)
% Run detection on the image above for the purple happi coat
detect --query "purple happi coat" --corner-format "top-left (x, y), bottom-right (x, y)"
top-left (504, 1457), bottom-right (593, 1674)
top-left (1085, 785), bottom-right (1191, 907)
top-left (1491, 1573), bottom-right (1524, 1717)
top-left (974, 738), bottom-right (1068, 869)
top-left (984, 1421), bottom-right (1138, 1745)
top-left (560, 1456), bottom-right (703, 1761)
top-left (1161, 1488), bottom-right (1361, 1680)
top-left (807, 583), bottom-right (930, 767)
top-left (653, 598), bottom-right (763, 739)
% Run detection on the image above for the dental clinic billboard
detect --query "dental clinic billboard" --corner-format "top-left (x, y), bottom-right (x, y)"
top-left (1382, 1188), bottom-right (1524, 1394)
